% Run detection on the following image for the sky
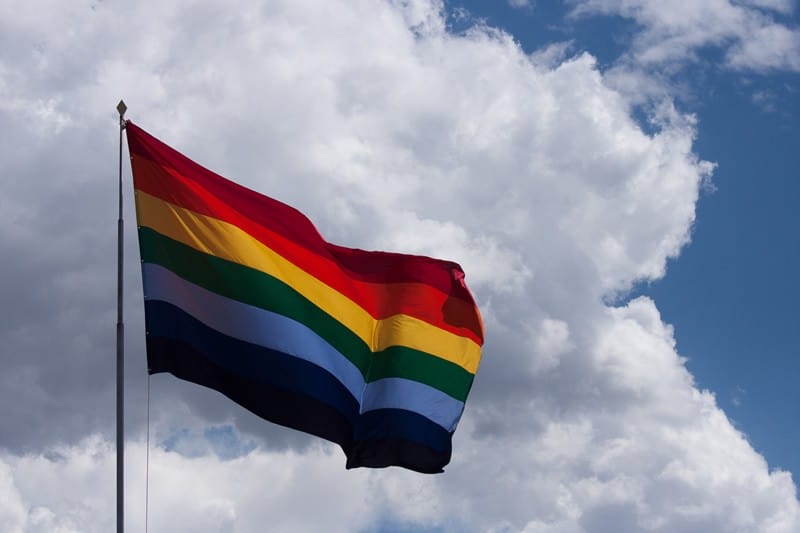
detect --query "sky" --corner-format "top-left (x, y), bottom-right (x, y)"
top-left (0, 0), bottom-right (798, 532)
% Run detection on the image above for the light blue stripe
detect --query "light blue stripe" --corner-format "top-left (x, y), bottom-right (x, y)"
top-left (142, 262), bottom-right (465, 432)
top-left (143, 263), bottom-right (364, 401)
top-left (362, 378), bottom-right (463, 432)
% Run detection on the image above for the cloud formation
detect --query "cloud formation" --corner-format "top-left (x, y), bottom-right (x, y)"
top-left (0, 0), bottom-right (797, 531)
top-left (569, 0), bottom-right (800, 72)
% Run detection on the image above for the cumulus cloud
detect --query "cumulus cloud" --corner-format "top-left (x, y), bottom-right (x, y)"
top-left (0, 437), bottom-right (374, 533)
top-left (0, 0), bottom-right (797, 531)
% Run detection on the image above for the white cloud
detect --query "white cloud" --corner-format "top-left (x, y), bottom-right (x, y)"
top-left (0, 461), bottom-right (26, 533)
top-left (531, 318), bottom-right (573, 374)
top-left (752, 88), bottom-right (780, 111)
top-left (737, 0), bottom-right (795, 15)
top-left (728, 22), bottom-right (800, 70)
top-left (0, 0), bottom-right (798, 531)
top-left (568, 0), bottom-right (800, 72)
top-left (529, 41), bottom-right (576, 69)
top-left (0, 437), bottom-right (376, 533)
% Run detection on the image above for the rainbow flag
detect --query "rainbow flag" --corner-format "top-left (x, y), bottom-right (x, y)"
top-left (126, 122), bottom-right (484, 473)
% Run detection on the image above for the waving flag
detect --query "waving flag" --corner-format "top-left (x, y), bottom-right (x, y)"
top-left (126, 122), bottom-right (484, 473)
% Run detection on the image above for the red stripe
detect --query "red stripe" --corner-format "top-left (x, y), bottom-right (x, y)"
top-left (131, 154), bottom-right (484, 344)
top-left (127, 122), bottom-right (471, 294)
top-left (127, 122), bottom-right (484, 344)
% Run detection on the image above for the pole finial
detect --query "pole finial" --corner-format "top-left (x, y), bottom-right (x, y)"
top-left (117, 100), bottom-right (127, 118)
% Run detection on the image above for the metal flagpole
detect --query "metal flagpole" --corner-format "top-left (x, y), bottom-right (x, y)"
top-left (116, 99), bottom-right (127, 533)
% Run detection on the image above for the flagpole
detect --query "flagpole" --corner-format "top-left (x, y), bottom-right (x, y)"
top-left (116, 99), bottom-right (127, 533)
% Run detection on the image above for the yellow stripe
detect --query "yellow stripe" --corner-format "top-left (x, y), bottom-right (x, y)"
top-left (135, 190), bottom-right (482, 374)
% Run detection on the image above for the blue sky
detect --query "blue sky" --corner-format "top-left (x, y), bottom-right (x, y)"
top-left (644, 75), bottom-right (800, 478)
top-left (449, 0), bottom-right (800, 488)
top-left (1, 1), bottom-right (799, 531)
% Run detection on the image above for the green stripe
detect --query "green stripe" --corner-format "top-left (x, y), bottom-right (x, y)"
top-left (367, 346), bottom-right (475, 401)
top-left (138, 227), bottom-right (474, 401)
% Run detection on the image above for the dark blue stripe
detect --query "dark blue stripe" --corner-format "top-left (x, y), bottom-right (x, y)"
top-left (146, 300), bottom-right (360, 426)
top-left (147, 336), bottom-right (355, 450)
top-left (145, 300), bottom-right (455, 473)
top-left (355, 409), bottom-right (453, 453)
top-left (348, 409), bottom-right (453, 473)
